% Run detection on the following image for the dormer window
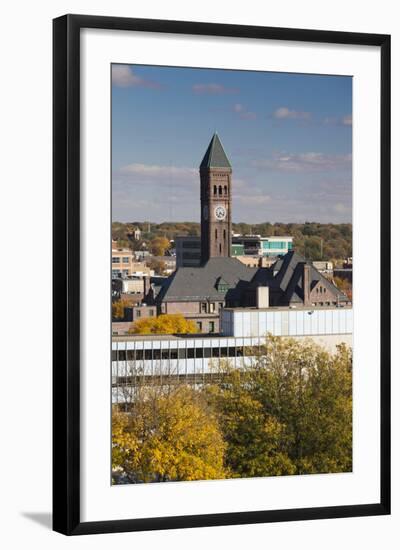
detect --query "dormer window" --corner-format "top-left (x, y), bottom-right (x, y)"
top-left (215, 276), bottom-right (229, 293)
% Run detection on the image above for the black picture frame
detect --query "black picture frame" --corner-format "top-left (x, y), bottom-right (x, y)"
top-left (53, 14), bottom-right (391, 536)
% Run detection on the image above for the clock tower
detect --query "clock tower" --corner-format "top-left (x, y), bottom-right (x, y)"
top-left (199, 133), bottom-right (232, 264)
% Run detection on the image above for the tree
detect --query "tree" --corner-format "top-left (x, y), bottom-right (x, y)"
top-left (149, 236), bottom-right (170, 257)
top-left (146, 257), bottom-right (167, 275)
top-left (112, 299), bottom-right (130, 321)
top-left (112, 336), bottom-right (352, 484)
top-left (333, 276), bottom-right (352, 302)
top-left (114, 238), bottom-right (130, 249)
top-left (112, 386), bottom-right (227, 483)
top-left (112, 221), bottom-right (352, 263)
top-left (207, 336), bottom-right (352, 477)
top-left (129, 313), bottom-right (199, 335)
top-left (205, 374), bottom-right (295, 478)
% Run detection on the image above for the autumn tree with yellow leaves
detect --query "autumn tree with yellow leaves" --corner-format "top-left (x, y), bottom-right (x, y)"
top-left (149, 236), bottom-right (170, 257)
top-left (129, 313), bottom-right (199, 335)
top-left (112, 299), bottom-right (130, 321)
top-left (112, 336), bottom-right (352, 483)
top-left (112, 386), bottom-right (227, 483)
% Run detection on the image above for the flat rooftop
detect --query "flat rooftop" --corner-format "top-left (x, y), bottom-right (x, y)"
top-left (112, 333), bottom-right (228, 342)
top-left (223, 305), bottom-right (353, 312)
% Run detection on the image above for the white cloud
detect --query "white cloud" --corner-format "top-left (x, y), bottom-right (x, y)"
top-left (192, 83), bottom-right (238, 94)
top-left (341, 114), bottom-right (352, 126)
top-left (118, 163), bottom-right (197, 180)
top-left (252, 152), bottom-right (352, 173)
top-left (232, 103), bottom-right (256, 120)
top-left (333, 202), bottom-right (351, 214)
top-left (273, 107), bottom-right (311, 120)
top-left (112, 65), bottom-right (161, 89)
top-left (323, 114), bottom-right (352, 127)
top-left (113, 164), bottom-right (199, 222)
top-left (233, 194), bottom-right (271, 205)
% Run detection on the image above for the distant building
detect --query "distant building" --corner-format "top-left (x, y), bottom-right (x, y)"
top-left (333, 267), bottom-right (353, 282)
top-left (313, 260), bottom-right (333, 277)
top-left (145, 252), bottom-right (349, 333)
top-left (175, 234), bottom-right (293, 267)
top-left (112, 277), bottom-right (144, 295)
top-left (235, 255), bottom-right (276, 268)
top-left (117, 293), bottom-right (143, 305)
top-left (112, 304), bottom-right (157, 335)
top-left (233, 235), bottom-right (293, 257)
top-left (132, 227), bottom-right (141, 241)
top-left (112, 246), bottom-right (152, 279)
top-left (134, 250), bottom-right (151, 261)
top-left (175, 236), bottom-right (201, 268)
top-left (149, 256), bottom-right (177, 275)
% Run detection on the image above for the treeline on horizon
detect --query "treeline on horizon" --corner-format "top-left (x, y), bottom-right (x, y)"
top-left (112, 221), bottom-right (352, 262)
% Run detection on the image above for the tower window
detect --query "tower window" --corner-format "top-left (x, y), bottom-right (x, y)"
top-left (215, 229), bottom-right (217, 239)
top-left (223, 229), bottom-right (226, 240)
top-left (219, 185), bottom-right (222, 195)
top-left (219, 243), bottom-right (222, 254)
top-left (213, 185), bottom-right (217, 195)
top-left (224, 185), bottom-right (228, 195)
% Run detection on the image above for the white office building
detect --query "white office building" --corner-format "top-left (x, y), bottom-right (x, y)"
top-left (112, 305), bottom-right (352, 403)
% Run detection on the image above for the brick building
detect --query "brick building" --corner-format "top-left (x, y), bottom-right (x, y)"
top-left (142, 134), bottom-right (350, 333)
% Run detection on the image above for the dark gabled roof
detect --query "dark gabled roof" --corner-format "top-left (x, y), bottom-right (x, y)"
top-left (273, 251), bottom-right (305, 293)
top-left (200, 133), bottom-right (232, 169)
top-left (281, 262), bottom-right (307, 304)
top-left (154, 251), bottom-right (349, 307)
top-left (156, 257), bottom-right (256, 302)
top-left (271, 251), bottom-right (348, 304)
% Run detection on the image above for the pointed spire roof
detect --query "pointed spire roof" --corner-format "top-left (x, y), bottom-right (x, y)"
top-left (200, 133), bottom-right (231, 169)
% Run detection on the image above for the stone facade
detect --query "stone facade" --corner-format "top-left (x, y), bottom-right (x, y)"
top-left (159, 299), bottom-right (224, 333)
top-left (200, 167), bottom-right (232, 262)
top-left (200, 134), bottom-right (232, 264)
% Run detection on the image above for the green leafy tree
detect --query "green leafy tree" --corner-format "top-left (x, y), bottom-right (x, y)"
top-left (207, 336), bottom-right (352, 477)
top-left (205, 376), bottom-right (295, 478)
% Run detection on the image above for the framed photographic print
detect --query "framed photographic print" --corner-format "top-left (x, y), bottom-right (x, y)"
top-left (53, 14), bottom-right (391, 535)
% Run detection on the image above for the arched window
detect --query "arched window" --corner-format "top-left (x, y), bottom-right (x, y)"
top-left (215, 229), bottom-right (217, 239)
top-left (219, 243), bottom-right (222, 254)
top-left (223, 229), bottom-right (226, 240)
top-left (213, 185), bottom-right (217, 195)
top-left (224, 185), bottom-right (228, 195)
top-left (219, 185), bottom-right (222, 195)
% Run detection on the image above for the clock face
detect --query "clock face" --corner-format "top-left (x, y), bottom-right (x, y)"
top-left (203, 205), bottom-right (208, 220)
top-left (214, 205), bottom-right (226, 221)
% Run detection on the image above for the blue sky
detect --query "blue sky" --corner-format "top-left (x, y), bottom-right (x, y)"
top-left (112, 64), bottom-right (352, 224)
